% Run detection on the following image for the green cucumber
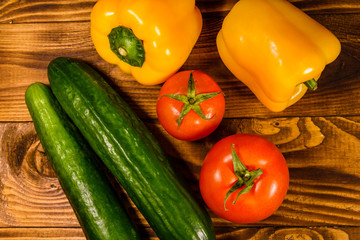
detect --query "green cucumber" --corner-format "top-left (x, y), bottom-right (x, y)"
top-left (25, 82), bottom-right (140, 240)
top-left (47, 57), bottom-right (215, 240)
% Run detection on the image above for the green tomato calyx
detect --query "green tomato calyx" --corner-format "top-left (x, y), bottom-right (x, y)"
top-left (224, 144), bottom-right (263, 211)
top-left (161, 72), bottom-right (222, 129)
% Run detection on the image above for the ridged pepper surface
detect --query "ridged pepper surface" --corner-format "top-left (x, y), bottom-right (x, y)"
top-left (91, 0), bottom-right (202, 85)
top-left (217, 0), bottom-right (341, 112)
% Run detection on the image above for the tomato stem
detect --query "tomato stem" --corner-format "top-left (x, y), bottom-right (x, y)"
top-left (160, 72), bottom-right (223, 129)
top-left (223, 144), bottom-right (263, 211)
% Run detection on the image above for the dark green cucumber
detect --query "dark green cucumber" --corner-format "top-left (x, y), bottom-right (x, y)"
top-left (25, 82), bottom-right (140, 240)
top-left (47, 57), bottom-right (215, 240)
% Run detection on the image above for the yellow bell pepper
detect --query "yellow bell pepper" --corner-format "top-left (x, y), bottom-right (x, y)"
top-left (90, 0), bottom-right (202, 85)
top-left (217, 0), bottom-right (341, 112)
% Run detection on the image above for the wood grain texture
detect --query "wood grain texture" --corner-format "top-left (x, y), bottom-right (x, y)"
top-left (0, 0), bottom-right (96, 24)
top-left (0, 0), bottom-right (359, 23)
top-left (1, 117), bottom-right (359, 229)
top-left (1, 0), bottom-right (360, 239)
top-left (0, 1), bottom-right (359, 121)
top-left (0, 228), bottom-right (86, 239)
top-left (0, 227), bottom-right (359, 240)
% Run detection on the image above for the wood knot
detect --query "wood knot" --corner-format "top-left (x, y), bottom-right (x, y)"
top-left (3, 123), bottom-right (56, 182)
top-left (269, 228), bottom-right (324, 240)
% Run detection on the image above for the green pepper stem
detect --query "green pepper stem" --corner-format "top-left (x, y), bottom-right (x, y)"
top-left (304, 78), bottom-right (317, 90)
top-left (108, 26), bottom-right (145, 67)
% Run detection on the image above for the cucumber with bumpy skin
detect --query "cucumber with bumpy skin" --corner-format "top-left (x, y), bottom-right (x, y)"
top-left (25, 82), bottom-right (140, 240)
top-left (47, 57), bottom-right (215, 240)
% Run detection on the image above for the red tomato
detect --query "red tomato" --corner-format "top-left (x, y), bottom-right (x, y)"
top-left (156, 70), bottom-right (225, 141)
top-left (199, 134), bottom-right (289, 223)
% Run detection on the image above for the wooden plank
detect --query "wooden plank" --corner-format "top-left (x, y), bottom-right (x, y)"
top-left (0, 0), bottom-right (96, 24)
top-left (0, 226), bottom-right (359, 239)
top-left (0, 21), bottom-right (359, 121)
top-left (1, 118), bottom-right (359, 228)
top-left (0, 228), bottom-right (86, 239)
top-left (0, 21), bottom-right (160, 122)
top-left (152, 116), bottom-right (360, 226)
top-left (1, 0), bottom-right (359, 24)
top-left (0, 1), bottom-right (359, 121)
top-left (1, 0), bottom-right (359, 239)
top-left (215, 227), bottom-right (360, 240)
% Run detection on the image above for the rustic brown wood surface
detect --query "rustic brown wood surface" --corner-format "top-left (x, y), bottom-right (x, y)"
top-left (1, 0), bottom-right (360, 239)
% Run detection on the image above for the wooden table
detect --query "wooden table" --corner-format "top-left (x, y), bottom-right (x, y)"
top-left (1, 0), bottom-right (359, 239)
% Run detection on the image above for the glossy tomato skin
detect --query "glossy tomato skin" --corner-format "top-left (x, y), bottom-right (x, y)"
top-left (199, 134), bottom-right (289, 223)
top-left (156, 70), bottom-right (225, 141)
